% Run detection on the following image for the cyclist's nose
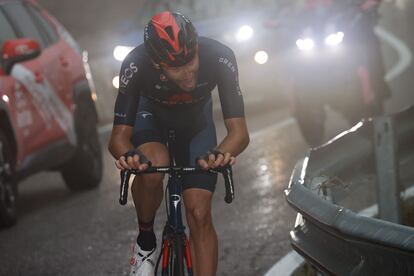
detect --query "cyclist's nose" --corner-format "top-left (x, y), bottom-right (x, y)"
top-left (182, 70), bottom-right (194, 81)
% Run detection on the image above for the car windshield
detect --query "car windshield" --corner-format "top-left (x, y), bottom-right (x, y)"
top-left (0, 8), bottom-right (17, 70)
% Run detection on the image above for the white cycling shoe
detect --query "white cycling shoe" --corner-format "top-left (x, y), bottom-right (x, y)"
top-left (129, 243), bottom-right (157, 276)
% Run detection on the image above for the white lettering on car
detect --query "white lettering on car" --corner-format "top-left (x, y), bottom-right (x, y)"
top-left (14, 83), bottom-right (33, 132)
top-left (11, 64), bottom-right (76, 145)
top-left (15, 84), bottom-right (29, 109)
top-left (16, 110), bottom-right (33, 129)
top-left (15, 44), bottom-right (30, 55)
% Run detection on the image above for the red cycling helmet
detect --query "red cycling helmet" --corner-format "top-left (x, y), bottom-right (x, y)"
top-left (144, 11), bottom-right (198, 67)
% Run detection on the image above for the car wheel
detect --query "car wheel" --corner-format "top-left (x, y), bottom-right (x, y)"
top-left (61, 99), bottom-right (103, 190)
top-left (295, 102), bottom-right (326, 148)
top-left (0, 131), bottom-right (17, 227)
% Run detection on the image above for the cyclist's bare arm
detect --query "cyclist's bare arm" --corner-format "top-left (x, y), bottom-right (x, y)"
top-left (198, 117), bottom-right (249, 169)
top-left (218, 117), bottom-right (249, 156)
top-left (108, 125), bottom-right (148, 171)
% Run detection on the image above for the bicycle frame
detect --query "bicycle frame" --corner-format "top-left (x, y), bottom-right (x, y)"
top-left (161, 130), bottom-right (192, 275)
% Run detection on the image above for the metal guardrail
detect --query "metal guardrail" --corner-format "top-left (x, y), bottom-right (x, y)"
top-left (285, 105), bottom-right (414, 275)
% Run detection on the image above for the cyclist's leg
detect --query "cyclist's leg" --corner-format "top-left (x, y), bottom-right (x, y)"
top-left (179, 98), bottom-right (218, 275)
top-left (131, 98), bottom-right (169, 250)
top-left (183, 189), bottom-right (217, 276)
top-left (131, 142), bottom-right (168, 227)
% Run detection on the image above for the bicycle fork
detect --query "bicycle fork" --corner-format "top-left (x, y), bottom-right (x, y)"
top-left (160, 231), bottom-right (193, 275)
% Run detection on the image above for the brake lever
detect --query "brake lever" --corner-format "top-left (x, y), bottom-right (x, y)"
top-left (119, 170), bottom-right (131, 205)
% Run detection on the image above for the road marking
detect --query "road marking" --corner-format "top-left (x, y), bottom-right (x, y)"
top-left (375, 27), bottom-right (413, 82)
top-left (264, 251), bottom-right (305, 276)
top-left (264, 26), bottom-right (413, 276)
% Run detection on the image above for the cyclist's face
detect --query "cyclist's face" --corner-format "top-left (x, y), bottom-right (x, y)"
top-left (162, 53), bottom-right (199, 92)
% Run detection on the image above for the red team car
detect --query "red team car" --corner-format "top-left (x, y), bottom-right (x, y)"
top-left (0, 0), bottom-right (102, 227)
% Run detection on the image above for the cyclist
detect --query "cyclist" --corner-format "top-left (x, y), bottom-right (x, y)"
top-left (108, 11), bottom-right (250, 276)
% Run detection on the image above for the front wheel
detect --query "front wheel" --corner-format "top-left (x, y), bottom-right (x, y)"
top-left (170, 234), bottom-right (185, 276)
top-left (0, 131), bottom-right (17, 227)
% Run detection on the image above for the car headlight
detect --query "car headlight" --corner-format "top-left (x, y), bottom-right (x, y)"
top-left (113, 46), bottom-right (134, 61)
top-left (112, 76), bottom-right (119, 89)
top-left (325, 32), bottom-right (344, 46)
top-left (254, 51), bottom-right (268, 65)
top-left (236, 25), bottom-right (254, 42)
top-left (296, 38), bottom-right (315, 51)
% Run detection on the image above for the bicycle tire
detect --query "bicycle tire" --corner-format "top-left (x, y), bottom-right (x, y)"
top-left (169, 234), bottom-right (185, 276)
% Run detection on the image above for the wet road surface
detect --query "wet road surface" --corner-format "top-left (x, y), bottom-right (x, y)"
top-left (0, 107), bottom-right (308, 276)
top-left (1, 2), bottom-right (414, 276)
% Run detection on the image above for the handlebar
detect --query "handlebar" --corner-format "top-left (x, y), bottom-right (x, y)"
top-left (119, 165), bottom-right (234, 205)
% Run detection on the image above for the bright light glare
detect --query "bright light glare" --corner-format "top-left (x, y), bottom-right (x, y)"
top-left (254, 51), bottom-right (269, 65)
top-left (260, 165), bottom-right (268, 172)
top-left (113, 46), bottom-right (134, 61)
top-left (296, 38), bottom-right (315, 51)
top-left (112, 76), bottom-right (119, 89)
top-left (236, 25), bottom-right (254, 42)
top-left (2, 95), bottom-right (9, 103)
top-left (325, 32), bottom-right (344, 46)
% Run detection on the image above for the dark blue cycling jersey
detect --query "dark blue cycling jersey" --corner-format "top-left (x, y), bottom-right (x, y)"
top-left (113, 37), bottom-right (245, 127)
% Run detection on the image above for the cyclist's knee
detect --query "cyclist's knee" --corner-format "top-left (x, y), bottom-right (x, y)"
top-left (184, 189), bottom-right (213, 229)
top-left (185, 202), bottom-right (212, 229)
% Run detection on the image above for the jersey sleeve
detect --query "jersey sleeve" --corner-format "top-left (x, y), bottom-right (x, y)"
top-left (113, 53), bottom-right (142, 126)
top-left (216, 45), bottom-right (245, 119)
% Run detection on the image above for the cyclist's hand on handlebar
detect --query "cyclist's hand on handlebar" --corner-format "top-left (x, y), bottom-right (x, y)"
top-left (197, 149), bottom-right (236, 170)
top-left (115, 149), bottom-right (151, 171)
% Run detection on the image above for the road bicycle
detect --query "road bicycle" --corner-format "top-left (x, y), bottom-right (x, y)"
top-left (119, 129), bottom-right (234, 275)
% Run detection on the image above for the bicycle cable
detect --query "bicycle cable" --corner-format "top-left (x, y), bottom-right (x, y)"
top-left (165, 180), bottom-right (170, 218)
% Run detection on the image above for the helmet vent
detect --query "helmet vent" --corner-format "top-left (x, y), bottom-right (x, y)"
top-left (165, 26), bottom-right (176, 42)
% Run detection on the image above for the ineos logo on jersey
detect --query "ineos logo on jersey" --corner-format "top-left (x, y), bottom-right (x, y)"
top-left (120, 62), bottom-right (138, 86)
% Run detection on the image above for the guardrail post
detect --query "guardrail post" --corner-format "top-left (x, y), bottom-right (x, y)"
top-left (374, 116), bottom-right (401, 223)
